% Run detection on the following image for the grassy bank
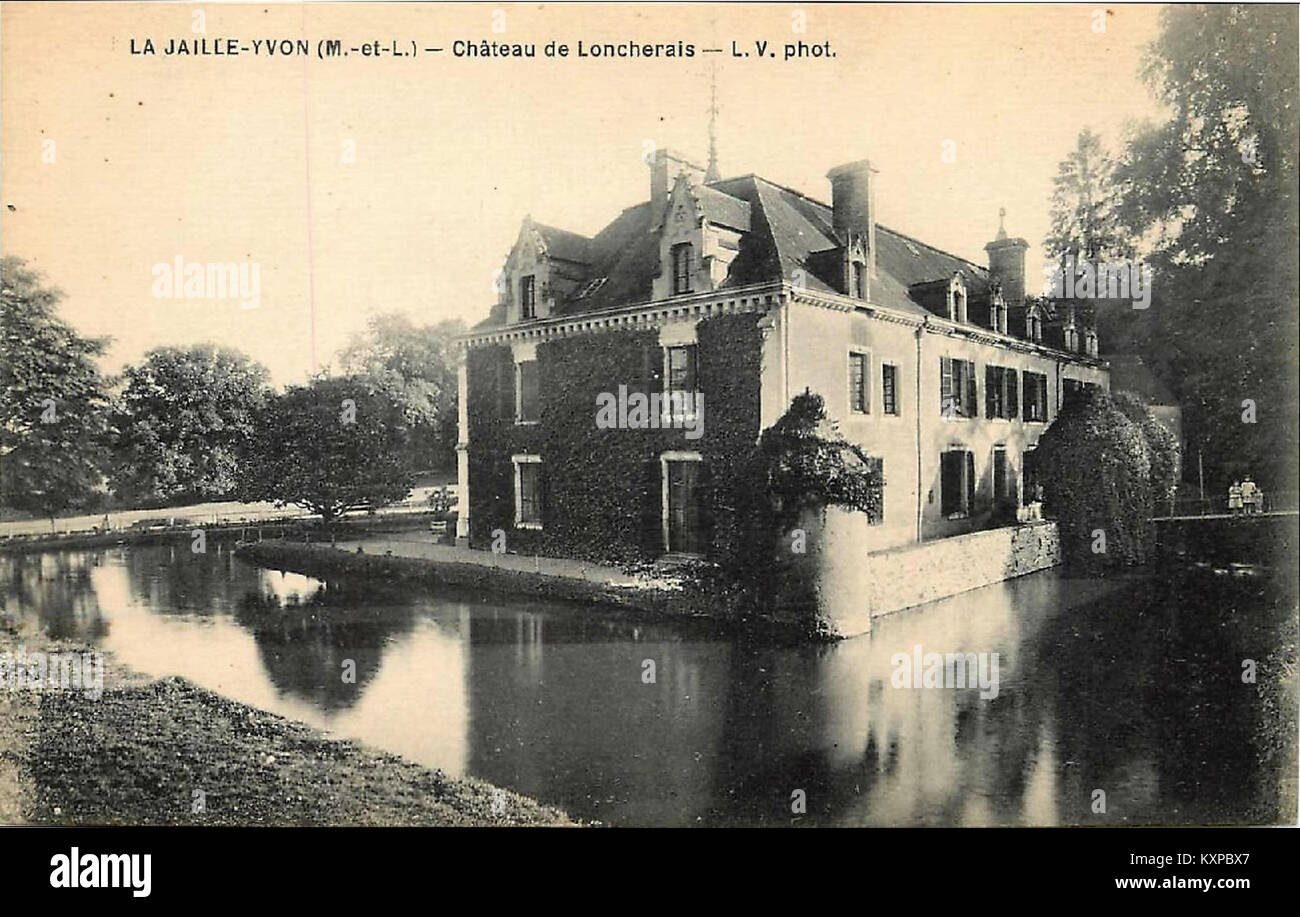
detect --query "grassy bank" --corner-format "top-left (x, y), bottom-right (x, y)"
top-left (0, 626), bottom-right (577, 827)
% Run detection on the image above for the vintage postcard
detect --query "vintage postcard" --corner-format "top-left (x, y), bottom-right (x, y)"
top-left (1, 0), bottom-right (1296, 892)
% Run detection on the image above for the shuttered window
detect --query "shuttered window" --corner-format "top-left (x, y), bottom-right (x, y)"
top-left (940, 358), bottom-right (977, 418)
top-left (1023, 371), bottom-right (1048, 422)
top-left (985, 366), bottom-right (1020, 420)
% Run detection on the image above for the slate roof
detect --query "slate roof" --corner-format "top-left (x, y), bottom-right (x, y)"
top-left (476, 172), bottom-right (1007, 330)
top-left (533, 223), bottom-right (593, 265)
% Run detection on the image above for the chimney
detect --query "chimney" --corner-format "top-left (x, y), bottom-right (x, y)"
top-left (649, 149), bottom-right (706, 228)
top-left (826, 159), bottom-right (878, 286)
top-left (985, 209), bottom-right (1029, 306)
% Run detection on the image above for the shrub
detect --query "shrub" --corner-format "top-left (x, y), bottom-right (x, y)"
top-left (758, 391), bottom-right (883, 530)
top-left (1112, 390), bottom-right (1182, 514)
top-left (1034, 389), bottom-right (1153, 569)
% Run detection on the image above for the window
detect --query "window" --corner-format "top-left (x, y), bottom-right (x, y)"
top-left (849, 352), bottom-right (869, 414)
top-left (1064, 325), bottom-right (1079, 352)
top-left (630, 342), bottom-right (662, 396)
top-left (1022, 448), bottom-right (1042, 506)
top-left (1026, 309), bottom-right (1043, 343)
top-left (1022, 370), bottom-right (1049, 422)
top-left (984, 365), bottom-right (1019, 420)
top-left (671, 243), bottom-right (693, 295)
top-left (512, 455), bottom-right (544, 528)
top-left (661, 452), bottom-right (704, 554)
top-left (665, 345), bottom-right (697, 394)
top-left (993, 447), bottom-right (1010, 503)
top-left (664, 344), bottom-right (698, 423)
top-left (852, 261), bottom-right (867, 300)
top-left (520, 275), bottom-right (536, 320)
top-left (940, 357), bottom-right (977, 418)
top-left (950, 288), bottom-right (967, 323)
top-left (940, 450), bottom-right (976, 518)
top-left (516, 360), bottom-right (539, 423)
top-left (881, 363), bottom-right (899, 415)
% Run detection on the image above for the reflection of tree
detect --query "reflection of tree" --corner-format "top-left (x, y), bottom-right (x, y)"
top-left (234, 582), bottom-right (417, 713)
top-left (0, 550), bottom-right (109, 641)
top-left (121, 541), bottom-right (256, 615)
top-left (1041, 570), bottom-right (1274, 824)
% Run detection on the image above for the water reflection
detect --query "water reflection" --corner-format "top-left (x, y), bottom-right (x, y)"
top-left (0, 544), bottom-right (1292, 826)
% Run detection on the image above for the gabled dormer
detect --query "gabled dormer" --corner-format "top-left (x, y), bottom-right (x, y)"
top-left (651, 171), bottom-right (749, 300)
top-left (500, 216), bottom-right (591, 324)
top-left (988, 285), bottom-right (1009, 334)
top-left (947, 272), bottom-right (968, 323)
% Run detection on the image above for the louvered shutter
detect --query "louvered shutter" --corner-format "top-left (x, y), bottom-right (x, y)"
top-left (965, 451), bottom-right (976, 512)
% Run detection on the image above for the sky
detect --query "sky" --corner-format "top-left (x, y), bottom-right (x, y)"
top-left (1, 2), bottom-right (1169, 386)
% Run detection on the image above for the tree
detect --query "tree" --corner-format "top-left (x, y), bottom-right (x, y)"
top-left (239, 377), bottom-right (415, 526)
top-left (1114, 5), bottom-right (1299, 494)
top-left (1044, 129), bottom-right (1140, 352)
top-left (338, 313), bottom-right (465, 471)
top-left (0, 256), bottom-right (113, 525)
top-left (1045, 128), bottom-right (1135, 265)
top-left (1034, 389), bottom-right (1153, 570)
top-left (111, 345), bottom-right (270, 505)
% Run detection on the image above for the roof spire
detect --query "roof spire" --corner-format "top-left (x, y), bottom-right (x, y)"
top-left (996, 206), bottom-right (1008, 241)
top-left (705, 60), bottom-right (721, 182)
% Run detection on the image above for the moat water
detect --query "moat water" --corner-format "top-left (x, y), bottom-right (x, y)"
top-left (2, 542), bottom-right (1294, 826)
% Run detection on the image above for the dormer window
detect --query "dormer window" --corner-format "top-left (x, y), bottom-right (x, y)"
top-left (1026, 307), bottom-right (1043, 343)
top-left (1085, 330), bottom-right (1099, 357)
top-left (1065, 325), bottom-right (1079, 353)
top-left (949, 287), bottom-right (967, 323)
top-left (672, 243), bottom-right (694, 295)
top-left (520, 275), bottom-right (536, 320)
top-left (851, 260), bottom-right (867, 300)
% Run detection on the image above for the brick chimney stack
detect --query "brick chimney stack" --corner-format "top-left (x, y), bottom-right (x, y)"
top-left (827, 159), bottom-right (879, 282)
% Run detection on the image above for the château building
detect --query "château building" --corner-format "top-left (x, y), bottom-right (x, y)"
top-left (455, 148), bottom-right (1108, 559)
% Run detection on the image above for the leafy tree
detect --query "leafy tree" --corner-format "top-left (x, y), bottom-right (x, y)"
top-left (1046, 128), bottom-right (1135, 265)
top-left (338, 313), bottom-right (465, 471)
top-left (239, 377), bottom-right (415, 526)
top-left (0, 256), bottom-right (113, 525)
top-left (1114, 5), bottom-right (1299, 494)
top-left (1035, 389), bottom-right (1153, 570)
top-left (111, 344), bottom-right (270, 505)
top-left (1044, 129), bottom-right (1139, 351)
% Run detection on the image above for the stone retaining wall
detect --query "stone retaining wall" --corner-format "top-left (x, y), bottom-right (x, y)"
top-left (813, 511), bottom-right (1061, 637)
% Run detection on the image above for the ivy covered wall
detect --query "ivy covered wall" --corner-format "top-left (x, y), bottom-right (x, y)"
top-left (466, 312), bottom-right (765, 565)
